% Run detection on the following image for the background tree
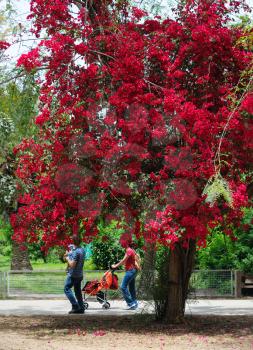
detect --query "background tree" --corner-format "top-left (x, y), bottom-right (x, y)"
top-left (0, 76), bottom-right (39, 270)
top-left (0, 0), bottom-right (42, 270)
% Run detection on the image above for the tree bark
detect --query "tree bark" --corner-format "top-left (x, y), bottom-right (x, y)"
top-left (161, 240), bottom-right (196, 323)
top-left (11, 241), bottom-right (33, 271)
top-left (164, 245), bottom-right (184, 322)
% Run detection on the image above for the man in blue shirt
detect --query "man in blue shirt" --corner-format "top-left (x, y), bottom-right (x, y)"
top-left (64, 235), bottom-right (85, 314)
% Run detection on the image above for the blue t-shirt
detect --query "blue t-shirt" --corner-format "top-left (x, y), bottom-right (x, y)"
top-left (68, 246), bottom-right (85, 278)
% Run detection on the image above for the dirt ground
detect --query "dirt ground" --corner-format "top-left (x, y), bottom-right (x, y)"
top-left (0, 315), bottom-right (253, 350)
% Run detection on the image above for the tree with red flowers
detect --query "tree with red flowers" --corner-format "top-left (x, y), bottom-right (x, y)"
top-left (12, 0), bottom-right (252, 322)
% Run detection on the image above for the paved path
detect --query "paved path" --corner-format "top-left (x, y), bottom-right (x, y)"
top-left (0, 299), bottom-right (253, 316)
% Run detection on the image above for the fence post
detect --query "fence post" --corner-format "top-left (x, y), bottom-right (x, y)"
top-left (0, 272), bottom-right (8, 298)
top-left (234, 270), bottom-right (242, 298)
top-left (231, 270), bottom-right (234, 296)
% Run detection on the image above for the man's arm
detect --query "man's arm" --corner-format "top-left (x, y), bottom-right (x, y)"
top-left (65, 256), bottom-right (77, 269)
top-left (64, 250), bottom-right (78, 268)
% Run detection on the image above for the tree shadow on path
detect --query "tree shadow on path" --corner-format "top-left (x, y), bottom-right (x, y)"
top-left (0, 315), bottom-right (252, 339)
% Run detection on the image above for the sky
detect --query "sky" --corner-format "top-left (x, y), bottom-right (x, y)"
top-left (2, 0), bottom-right (253, 67)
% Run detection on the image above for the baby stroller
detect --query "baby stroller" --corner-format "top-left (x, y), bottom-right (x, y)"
top-left (82, 270), bottom-right (118, 309)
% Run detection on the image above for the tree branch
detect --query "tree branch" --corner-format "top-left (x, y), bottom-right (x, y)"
top-left (0, 66), bottom-right (48, 86)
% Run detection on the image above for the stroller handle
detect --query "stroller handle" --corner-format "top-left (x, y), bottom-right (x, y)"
top-left (108, 262), bottom-right (116, 272)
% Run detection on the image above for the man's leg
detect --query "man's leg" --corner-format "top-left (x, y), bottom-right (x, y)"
top-left (120, 270), bottom-right (136, 306)
top-left (73, 277), bottom-right (84, 311)
top-left (64, 275), bottom-right (79, 311)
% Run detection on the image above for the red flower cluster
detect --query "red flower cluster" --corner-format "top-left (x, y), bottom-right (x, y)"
top-left (0, 41), bottom-right (10, 50)
top-left (17, 48), bottom-right (41, 72)
top-left (241, 93), bottom-right (253, 115)
top-left (12, 0), bottom-right (252, 250)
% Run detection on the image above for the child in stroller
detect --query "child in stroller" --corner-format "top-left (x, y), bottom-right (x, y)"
top-left (82, 270), bottom-right (118, 309)
top-left (65, 244), bottom-right (75, 273)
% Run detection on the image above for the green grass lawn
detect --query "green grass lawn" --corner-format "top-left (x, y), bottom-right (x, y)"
top-left (0, 255), bottom-right (96, 272)
top-left (0, 255), bottom-right (67, 272)
top-left (0, 255), bottom-right (11, 271)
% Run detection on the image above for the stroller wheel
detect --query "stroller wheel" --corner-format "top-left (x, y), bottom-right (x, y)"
top-left (96, 291), bottom-right (105, 304)
top-left (102, 302), bottom-right (110, 310)
top-left (84, 302), bottom-right (89, 310)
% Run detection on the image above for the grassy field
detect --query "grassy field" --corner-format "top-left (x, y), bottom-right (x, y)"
top-left (0, 255), bottom-right (96, 271)
top-left (0, 255), bottom-right (10, 271)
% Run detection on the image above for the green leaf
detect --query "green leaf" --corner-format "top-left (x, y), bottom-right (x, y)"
top-left (203, 173), bottom-right (233, 207)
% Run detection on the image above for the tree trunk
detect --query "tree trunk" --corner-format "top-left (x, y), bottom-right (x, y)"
top-left (160, 240), bottom-right (196, 323)
top-left (11, 241), bottom-right (33, 270)
top-left (164, 245), bottom-right (184, 322)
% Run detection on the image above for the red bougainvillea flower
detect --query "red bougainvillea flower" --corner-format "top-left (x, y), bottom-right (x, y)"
top-left (241, 93), bottom-right (253, 115)
top-left (17, 47), bottom-right (41, 72)
top-left (0, 40), bottom-right (10, 50)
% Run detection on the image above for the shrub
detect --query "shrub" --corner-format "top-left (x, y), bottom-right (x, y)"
top-left (196, 227), bottom-right (236, 270)
top-left (233, 207), bottom-right (253, 273)
top-left (0, 217), bottom-right (12, 257)
top-left (92, 221), bottom-right (125, 270)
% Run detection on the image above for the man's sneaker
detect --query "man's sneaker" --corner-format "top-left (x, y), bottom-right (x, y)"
top-left (71, 308), bottom-right (85, 314)
top-left (132, 301), bottom-right (138, 309)
top-left (126, 303), bottom-right (137, 310)
top-left (68, 306), bottom-right (84, 314)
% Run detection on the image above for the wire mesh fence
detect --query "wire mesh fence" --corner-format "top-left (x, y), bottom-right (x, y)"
top-left (189, 270), bottom-right (235, 297)
top-left (0, 269), bottom-right (236, 299)
top-left (5, 270), bottom-right (126, 298)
